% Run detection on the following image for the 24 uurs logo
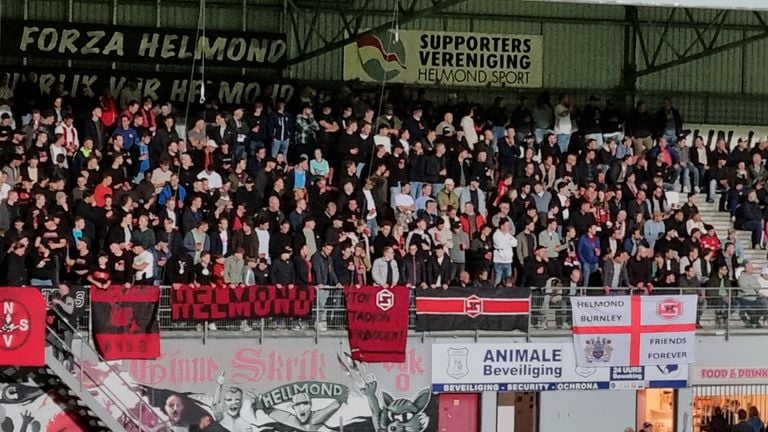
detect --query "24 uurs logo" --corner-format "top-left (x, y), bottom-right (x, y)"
top-left (0, 299), bottom-right (32, 350)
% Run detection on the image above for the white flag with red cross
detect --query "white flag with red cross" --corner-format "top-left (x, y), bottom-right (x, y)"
top-left (571, 295), bottom-right (697, 367)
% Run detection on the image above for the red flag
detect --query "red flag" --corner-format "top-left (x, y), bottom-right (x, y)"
top-left (91, 285), bottom-right (161, 360)
top-left (0, 287), bottom-right (46, 366)
top-left (344, 285), bottom-right (409, 363)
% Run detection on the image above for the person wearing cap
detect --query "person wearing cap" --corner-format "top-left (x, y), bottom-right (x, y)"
top-left (436, 178), bottom-right (459, 213)
top-left (459, 176), bottom-right (487, 217)
top-left (269, 246), bottom-right (296, 286)
top-left (376, 103), bottom-right (401, 133)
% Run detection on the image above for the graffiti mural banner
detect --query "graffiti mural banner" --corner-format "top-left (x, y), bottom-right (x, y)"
top-left (0, 21), bottom-right (286, 67)
top-left (170, 285), bottom-right (315, 321)
top-left (344, 30), bottom-right (543, 87)
top-left (126, 338), bottom-right (434, 432)
top-left (0, 287), bottom-right (46, 367)
top-left (91, 285), bottom-right (161, 360)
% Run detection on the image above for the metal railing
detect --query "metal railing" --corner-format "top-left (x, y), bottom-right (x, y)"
top-left (59, 285), bottom-right (768, 340)
top-left (47, 307), bottom-right (172, 432)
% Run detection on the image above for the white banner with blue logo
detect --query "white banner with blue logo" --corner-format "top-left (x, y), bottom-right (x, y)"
top-left (571, 295), bottom-right (697, 367)
top-left (431, 342), bottom-right (687, 393)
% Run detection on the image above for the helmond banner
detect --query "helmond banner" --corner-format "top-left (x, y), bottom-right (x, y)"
top-left (1, 20), bottom-right (286, 67)
top-left (1, 69), bottom-right (296, 106)
top-left (344, 30), bottom-right (543, 88)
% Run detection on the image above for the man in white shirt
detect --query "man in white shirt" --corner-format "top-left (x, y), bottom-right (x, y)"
top-left (436, 112), bottom-right (455, 136)
top-left (255, 218), bottom-right (271, 263)
top-left (554, 94), bottom-right (573, 154)
top-left (460, 108), bottom-right (479, 149)
top-left (151, 159), bottom-right (173, 193)
top-left (373, 124), bottom-right (391, 153)
top-left (493, 219), bottom-right (518, 285)
top-left (50, 131), bottom-right (69, 169)
top-left (197, 165), bottom-right (223, 190)
top-left (393, 182), bottom-right (416, 214)
top-left (132, 243), bottom-right (154, 285)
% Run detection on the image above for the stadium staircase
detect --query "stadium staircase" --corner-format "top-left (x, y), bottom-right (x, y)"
top-left (1, 310), bottom-right (168, 432)
top-left (693, 193), bottom-right (768, 270)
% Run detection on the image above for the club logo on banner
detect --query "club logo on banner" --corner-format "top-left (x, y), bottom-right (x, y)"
top-left (571, 295), bottom-right (697, 367)
top-left (0, 287), bottom-right (46, 366)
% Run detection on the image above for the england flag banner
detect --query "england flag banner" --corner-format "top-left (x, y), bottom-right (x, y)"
top-left (571, 295), bottom-right (697, 367)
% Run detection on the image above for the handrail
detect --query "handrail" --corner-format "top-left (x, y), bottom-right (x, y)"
top-left (46, 306), bottom-right (172, 432)
top-left (49, 284), bottom-right (768, 337)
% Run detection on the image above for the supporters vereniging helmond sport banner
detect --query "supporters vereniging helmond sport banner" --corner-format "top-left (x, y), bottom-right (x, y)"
top-left (343, 30), bottom-right (543, 88)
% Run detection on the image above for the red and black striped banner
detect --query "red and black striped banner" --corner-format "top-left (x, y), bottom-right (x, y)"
top-left (415, 287), bottom-right (530, 332)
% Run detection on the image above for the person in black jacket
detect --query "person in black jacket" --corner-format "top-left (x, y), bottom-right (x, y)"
top-left (423, 143), bottom-right (447, 192)
top-left (426, 246), bottom-right (453, 289)
top-left (736, 190), bottom-right (764, 248)
top-left (5, 240), bottom-right (28, 286)
top-left (269, 246), bottom-right (296, 285)
top-left (294, 244), bottom-right (313, 287)
top-left (628, 101), bottom-right (654, 157)
top-left (524, 246), bottom-right (550, 328)
top-left (164, 252), bottom-right (194, 286)
top-left (193, 251), bottom-right (214, 286)
top-left (408, 141), bottom-right (427, 199)
top-left (401, 243), bottom-right (427, 288)
top-left (655, 97), bottom-right (683, 145)
top-left (83, 105), bottom-right (106, 151)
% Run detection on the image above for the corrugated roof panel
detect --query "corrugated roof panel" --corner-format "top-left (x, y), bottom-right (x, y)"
top-left (637, 29), bottom-right (743, 93)
top-left (542, 23), bottom-right (623, 89)
top-left (72, 0), bottom-right (112, 23)
top-left (743, 32), bottom-right (768, 94)
top-left (117, 2), bottom-right (157, 27)
top-left (28, 0), bottom-right (67, 21)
